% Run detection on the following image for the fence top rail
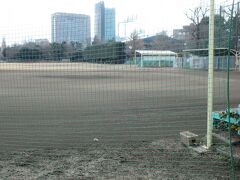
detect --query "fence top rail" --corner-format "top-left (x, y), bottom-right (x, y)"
top-left (182, 48), bottom-right (237, 56)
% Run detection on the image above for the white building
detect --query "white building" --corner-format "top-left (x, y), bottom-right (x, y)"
top-left (135, 50), bottom-right (177, 68)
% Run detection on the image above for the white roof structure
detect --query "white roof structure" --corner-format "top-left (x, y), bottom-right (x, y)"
top-left (135, 50), bottom-right (176, 56)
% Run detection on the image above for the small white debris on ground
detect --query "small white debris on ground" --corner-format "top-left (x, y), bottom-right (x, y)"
top-left (93, 138), bottom-right (99, 142)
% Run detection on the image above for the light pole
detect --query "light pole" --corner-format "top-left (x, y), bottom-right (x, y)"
top-left (118, 21), bottom-right (130, 40)
top-left (128, 45), bottom-right (133, 63)
top-left (117, 16), bottom-right (137, 40)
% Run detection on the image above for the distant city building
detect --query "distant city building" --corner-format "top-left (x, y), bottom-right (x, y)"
top-left (173, 29), bottom-right (186, 41)
top-left (94, 1), bottom-right (115, 42)
top-left (51, 12), bottom-right (91, 47)
top-left (95, 1), bottom-right (105, 42)
top-left (173, 25), bottom-right (192, 41)
top-left (35, 39), bottom-right (49, 46)
top-left (105, 8), bottom-right (116, 41)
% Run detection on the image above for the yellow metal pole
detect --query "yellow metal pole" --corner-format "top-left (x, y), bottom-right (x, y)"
top-left (207, 0), bottom-right (215, 149)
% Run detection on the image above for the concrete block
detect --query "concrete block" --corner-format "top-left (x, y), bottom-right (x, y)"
top-left (189, 145), bottom-right (208, 154)
top-left (180, 131), bottom-right (199, 146)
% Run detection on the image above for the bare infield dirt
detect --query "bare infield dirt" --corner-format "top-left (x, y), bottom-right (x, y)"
top-left (0, 63), bottom-right (240, 179)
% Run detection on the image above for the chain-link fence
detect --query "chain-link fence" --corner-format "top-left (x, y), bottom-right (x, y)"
top-left (0, 0), bottom-right (239, 179)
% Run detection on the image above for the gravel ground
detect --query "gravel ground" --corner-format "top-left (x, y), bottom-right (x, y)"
top-left (0, 139), bottom-right (238, 180)
top-left (0, 63), bottom-right (239, 179)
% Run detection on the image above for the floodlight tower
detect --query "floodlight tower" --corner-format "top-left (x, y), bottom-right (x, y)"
top-left (118, 15), bottom-right (137, 40)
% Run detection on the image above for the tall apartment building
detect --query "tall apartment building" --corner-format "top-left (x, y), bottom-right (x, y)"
top-left (95, 1), bottom-right (115, 42)
top-left (51, 12), bottom-right (91, 46)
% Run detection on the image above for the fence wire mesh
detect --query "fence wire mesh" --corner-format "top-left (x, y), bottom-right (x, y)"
top-left (0, 0), bottom-right (239, 179)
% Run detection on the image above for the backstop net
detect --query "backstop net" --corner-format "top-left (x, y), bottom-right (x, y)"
top-left (0, 0), bottom-right (239, 179)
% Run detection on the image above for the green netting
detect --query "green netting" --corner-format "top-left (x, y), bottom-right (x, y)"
top-left (0, 0), bottom-right (239, 179)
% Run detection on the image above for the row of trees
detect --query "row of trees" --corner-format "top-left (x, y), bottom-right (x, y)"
top-left (126, 4), bottom-right (240, 55)
top-left (1, 3), bottom-right (239, 62)
top-left (3, 40), bottom-right (127, 64)
top-left (4, 41), bottom-right (84, 61)
top-left (185, 4), bottom-right (240, 50)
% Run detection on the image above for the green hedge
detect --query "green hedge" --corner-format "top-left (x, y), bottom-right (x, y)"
top-left (83, 42), bottom-right (126, 64)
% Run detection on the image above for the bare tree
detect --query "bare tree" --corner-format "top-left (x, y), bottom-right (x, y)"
top-left (92, 35), bottom-right (101, 45)
top-left (185, 7), bottom-right (209, 48)
top-left (127, 30), bottom-right (144, 58)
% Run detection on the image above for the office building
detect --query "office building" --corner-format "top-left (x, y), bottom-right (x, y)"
top-left (95, 2), bottom-right (115, 42)
top-left (173, 25), bottom-right (192, 41)
top-left (52, 12), bottom-right (91, 46)
top-left (105, 8), bottom-right (115, 41)
top-left (94, 1), bottom-right (105, 42)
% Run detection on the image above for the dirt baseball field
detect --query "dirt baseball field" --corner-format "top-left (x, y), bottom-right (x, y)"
top-left (0, 63), bottom-right (239, 179)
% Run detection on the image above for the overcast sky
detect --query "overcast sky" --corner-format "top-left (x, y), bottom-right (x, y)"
top-left (0, 0), bottom-right (229, 45)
